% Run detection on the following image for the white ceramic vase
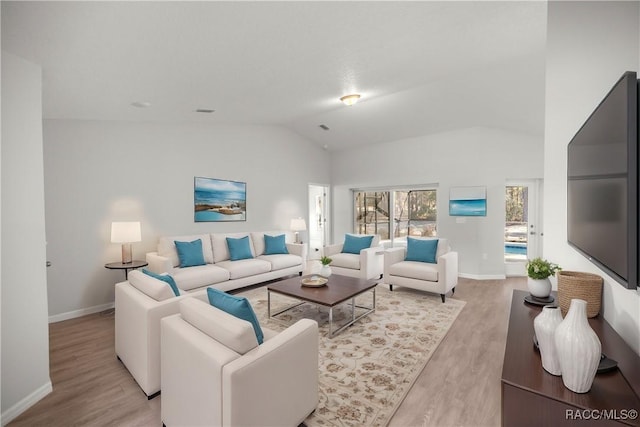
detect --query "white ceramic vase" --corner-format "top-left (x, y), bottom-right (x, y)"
top-left (320, 265), bottom-right (332, 277)
top-left (533, 306), bottom-right (563, 375)
top-left (527, 277), bottom-right (551, 298)
top-left (554, 299), bottom-right (601, 393)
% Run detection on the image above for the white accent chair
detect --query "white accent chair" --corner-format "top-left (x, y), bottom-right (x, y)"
top-left (161, 298), bottom-right (319, 427)
top-left (383, 238), bottom-right (458, 303)
top-left (115, 272), bottom-right (209, 398)
top-left (323, 234), bottom-right (384, 280)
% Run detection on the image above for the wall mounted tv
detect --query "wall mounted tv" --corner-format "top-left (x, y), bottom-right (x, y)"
top-left (567, 71), bottom-right (638, 290)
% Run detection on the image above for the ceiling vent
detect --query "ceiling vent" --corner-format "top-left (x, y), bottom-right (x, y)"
top-left (195, 108), bottom-right (215, 113)
top-left (319, 124), bottom-right (330, 131)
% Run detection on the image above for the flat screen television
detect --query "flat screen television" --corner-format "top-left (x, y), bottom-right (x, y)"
top-left (567, 71), bottom-right (638, 290)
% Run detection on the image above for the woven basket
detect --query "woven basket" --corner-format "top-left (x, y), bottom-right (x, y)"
top-left (557, 271), bottom-right (603, 318)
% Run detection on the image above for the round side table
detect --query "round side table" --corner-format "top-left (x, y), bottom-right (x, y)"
top-left (104, 260), bottom-right (148, 280)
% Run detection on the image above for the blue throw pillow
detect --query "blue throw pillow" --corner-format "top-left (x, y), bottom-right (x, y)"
top-left (174, 239), bottom-right (206, 267)
top-left (263, 234), bottom-right (289, 255)
top-left (207, 287), bottom-right (264, 344)
top-left (142, 268), bottom-right (180, 297)
top-left (405, 238), bottom-right (439, 263)
top-left (226, 236), bottom-right (254, 261)
top-left (341, 234), bottom-right (374, 254)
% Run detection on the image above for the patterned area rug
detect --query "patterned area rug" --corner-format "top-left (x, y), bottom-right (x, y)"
top-left (238, 284), bottom-right (466, 427)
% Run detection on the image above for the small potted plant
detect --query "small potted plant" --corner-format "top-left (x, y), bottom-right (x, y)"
top-left (320, 255), bottom-right (333, 278)
top-left (526, 257), bottom-right (561, 298)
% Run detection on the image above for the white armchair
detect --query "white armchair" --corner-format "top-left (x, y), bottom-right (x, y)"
top-left (114, 273), bottom-right (208, 398)
top-left (323, 234), bottom-right (383, 280)
top-left (161, 298), bottom-right (319, 427)
top-left (383, 238), bottom-right (458, 303)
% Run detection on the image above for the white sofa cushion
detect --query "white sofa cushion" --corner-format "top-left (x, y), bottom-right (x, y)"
top-left (257, 254), bottom-right (302, 271)
top-left (171, 264), bottom-right (231, 292)
top-left (215, 259), bottom-right (271, 279)
top-left (179, 298), bottom-right (258, 355)
top-left (158, 234), bottom-right (214, 267)
top-left (389, 260), bottom-right (439, 281)
top-left (211, 232), bottom-right (256, 263)
top-left (329, 253), bottom-right (361, 270)
top-left (128, 270), bottom-right (180, 301)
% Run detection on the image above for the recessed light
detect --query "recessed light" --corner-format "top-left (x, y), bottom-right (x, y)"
top-left (131, 101), bottom-right (151, 108)
top-left (195, 108), bottom-right (215, 114)
top-left (340, 94), bottom-right (361, 106)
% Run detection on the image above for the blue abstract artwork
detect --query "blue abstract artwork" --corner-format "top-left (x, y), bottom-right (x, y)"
top-left (194, 177), bottom-right (246, 222)
top-left (449, 186), bottom-right (487, 216)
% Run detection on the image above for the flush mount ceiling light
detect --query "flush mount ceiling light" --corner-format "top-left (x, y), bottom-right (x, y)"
top-left (340, 94), bottom-right (361, 106)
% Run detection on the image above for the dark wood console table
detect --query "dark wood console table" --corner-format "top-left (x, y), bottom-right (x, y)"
top-left (501, 290), bottom-right (640, 426)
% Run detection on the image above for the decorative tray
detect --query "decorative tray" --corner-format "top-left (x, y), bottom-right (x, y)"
top-left (301, 276), bottom-right (328, 287)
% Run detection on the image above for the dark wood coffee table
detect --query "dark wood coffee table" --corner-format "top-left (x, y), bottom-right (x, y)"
top-left (267, 274), bottom-right (377, 338)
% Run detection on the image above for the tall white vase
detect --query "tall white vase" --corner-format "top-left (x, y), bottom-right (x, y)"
top-left (554, 299), bottom-right (601, 393)
top-left (534, 306), bottom-right (563, 375)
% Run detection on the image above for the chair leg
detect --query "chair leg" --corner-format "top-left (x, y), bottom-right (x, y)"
top-left (440, 294), bottom-right (445, 303)
top-left (389, 284), bottom-right (393, 291)
top-left (452, 286), bottom-right (456, 295)
top-left (379, 273), bottom-right (383, 279)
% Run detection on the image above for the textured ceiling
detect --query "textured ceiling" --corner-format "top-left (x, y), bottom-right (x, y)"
top-left (1, 1), bottom-right (547, 151)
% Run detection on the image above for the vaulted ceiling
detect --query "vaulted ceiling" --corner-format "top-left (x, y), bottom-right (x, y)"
top-left (2, 1), bottom-right (547, 151)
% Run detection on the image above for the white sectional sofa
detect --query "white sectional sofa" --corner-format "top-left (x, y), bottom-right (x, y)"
top-left (115, 230), bottom-right (306, 398)
top-left (146, 231), bottom-right (307, 292)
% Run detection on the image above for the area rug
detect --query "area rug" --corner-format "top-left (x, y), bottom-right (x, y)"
top-left (238, 284), bottom-right (466, 427)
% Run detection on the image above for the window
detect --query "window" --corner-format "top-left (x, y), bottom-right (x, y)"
top-left (354, 188), bottom-right (437, 243)
top-left (354, 192), bottom-right (390, 239)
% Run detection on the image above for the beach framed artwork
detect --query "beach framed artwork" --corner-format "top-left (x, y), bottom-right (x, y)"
top-left (449, 186), bottom-right (487, 216)
top-left (194, 177), bottom-right (246, 222)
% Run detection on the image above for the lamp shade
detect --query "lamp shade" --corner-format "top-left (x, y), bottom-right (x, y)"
top-left (290, 218), bottom-right (307, 232)
top-left (111, 221), bottom-right (141, 243)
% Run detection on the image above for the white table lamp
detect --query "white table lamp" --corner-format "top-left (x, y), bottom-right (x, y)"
top-left (111, 221), bottom-right (141, 264)
top-left (290, 218), bottom-right (307, 244)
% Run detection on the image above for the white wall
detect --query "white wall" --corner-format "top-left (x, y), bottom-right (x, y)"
top-left (1, 52), bottom-right (52, 424)
top-left (544, 0), bottom-right (640, 354)
top-left (43, 120), bottom-right (330, 319)
top-left (331, 126), bottom-right (543, 278)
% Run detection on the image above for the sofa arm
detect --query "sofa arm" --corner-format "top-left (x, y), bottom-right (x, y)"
top-left (383, 247), bottom-right (406, 279)
top-left (146, 252), bottom-right (172, 274)
top-left (360, 246), bottom-right (384, 280)
top-left (437, 251), bottom-right (459, 291)
top-left (223, 319), bottom-right (319, 426)
top-left (323, 243), bottom-right (343, 257)
top-left (286, 242), bottom-right (308, 260)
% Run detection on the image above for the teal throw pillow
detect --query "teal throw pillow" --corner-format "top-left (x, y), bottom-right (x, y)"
top-left (207, 287), bottom-right (264, 344)
top-left (142, 268), bottom-right (180, 297)
top-left (226, 236), bottom-right (254, 261)
top-left (263, 234), bottom-right (289, 255)
top-left (342, 234), bottom-right (374, 254)
top-left (405, 237), bottom-right (439, 264)
top-left (174, 239), bottom-right (206, 267)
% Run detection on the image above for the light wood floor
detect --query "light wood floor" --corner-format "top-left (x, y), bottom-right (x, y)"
top-left (9, 277), bottom-right (527, 427)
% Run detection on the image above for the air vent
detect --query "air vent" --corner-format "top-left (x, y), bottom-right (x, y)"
top-left (195, 108), bottom-right (215, 113)
top-left (319, 124), bottom-right (330, 131)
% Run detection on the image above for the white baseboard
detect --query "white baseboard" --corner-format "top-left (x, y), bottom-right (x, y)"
top-left (48, 302), bottom-right (114, 323)
top-left (459, 272), bottom-right (506, 280)
top-left (1, 380), bottom-right (52, 426)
